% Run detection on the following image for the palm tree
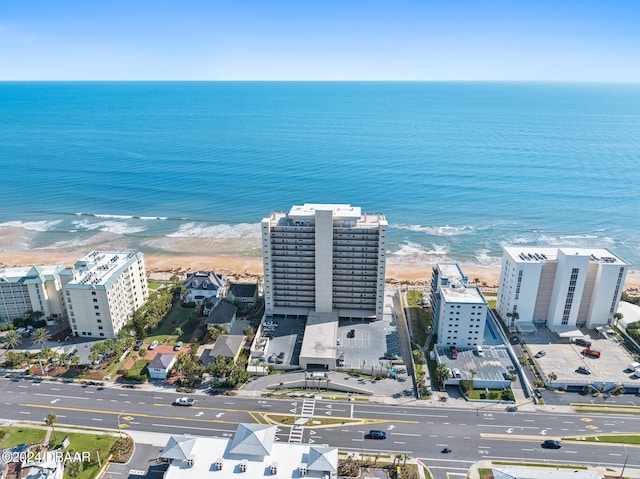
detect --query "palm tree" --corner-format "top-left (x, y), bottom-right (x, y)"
top-left (548, 372), bottom-right (557, 381)
top-left (34, 327), bottom-right (51, 347)
top-left (614, 312), bottom-right (624, 326)
top-left (5, 330), bottom-right (20, 350)
top-left (474, 277), bottom-right (480, 286)
top-left (506, 311), bottom-right (519, 329)
top-left (45, 412), bottom-right (57, 441)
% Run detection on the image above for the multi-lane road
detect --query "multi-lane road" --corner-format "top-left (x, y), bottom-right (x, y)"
top-left (2, 378), bottom-right (639, 479)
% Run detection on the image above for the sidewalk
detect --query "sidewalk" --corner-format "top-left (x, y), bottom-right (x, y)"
top-left (468, 460), bottom-right (640, 479)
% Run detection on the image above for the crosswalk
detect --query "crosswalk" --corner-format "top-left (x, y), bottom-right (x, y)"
top-left (288, 398), bottom-right (316, 443)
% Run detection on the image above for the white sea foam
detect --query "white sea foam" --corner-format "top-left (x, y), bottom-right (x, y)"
top-left (167, 222), bottom-right (261, 239)
top-left (392, 223), bottom-right (475, 236)
top-left (505, 232), bottom-right (615, 249)
top-left (74, 212), bottom-right (168, 220)
top-left (0, 220), bottom-right (62, 232)
top-left (474, 249), bottom-right (502, 267)
top-left (389, 241), bottom-right (449, 262)
top-left (72, 220), bottom-right (147, 235)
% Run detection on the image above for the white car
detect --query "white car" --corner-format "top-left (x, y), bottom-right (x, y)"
top-left (149, 340), bottom-right (159, 350)
top-left (174, 397), bottom-right (195, 406)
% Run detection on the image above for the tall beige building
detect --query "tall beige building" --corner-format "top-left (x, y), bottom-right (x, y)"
top-left (62, 251), bottom-right (148, 338)
top-left (262, 204), bottom-right (387, 321)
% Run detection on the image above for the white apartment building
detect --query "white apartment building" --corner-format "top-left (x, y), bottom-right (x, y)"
top-left (430, 263), bottom-right (488, 348)
top-left (62, 251), bottom-right (148, 338)
top-left (497, 246), bottom-right (628, 332)
top-left (262, 204), bottom-right (387, 321)
top-left (0, 265), bottom-right (67, 322)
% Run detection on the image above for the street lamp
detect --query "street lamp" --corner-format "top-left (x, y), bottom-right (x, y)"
top-left (620, 447), bottom-right (629, 479)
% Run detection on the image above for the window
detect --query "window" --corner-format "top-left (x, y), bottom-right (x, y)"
top-left (99, 333), bottom-right (104, 337)
top-left (93, 298), bottom-right (98, 303)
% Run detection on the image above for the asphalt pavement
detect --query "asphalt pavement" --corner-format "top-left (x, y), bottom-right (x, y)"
top-left (3, 377), bottom-right (640, 479)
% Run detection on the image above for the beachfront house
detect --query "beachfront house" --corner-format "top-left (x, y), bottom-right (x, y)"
top-left (227, 282), bottom-right (259, 311)
top-left (182, 271), bottom-right (226, 311)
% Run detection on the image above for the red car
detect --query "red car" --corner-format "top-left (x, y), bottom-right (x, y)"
top-left (450, 346), bottom-right (458, 359)
top-left (582, 348), bottom-right (601, 358)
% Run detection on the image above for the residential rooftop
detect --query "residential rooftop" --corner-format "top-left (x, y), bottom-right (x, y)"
top-left (65, 250), bottom-right (144, 290)
top-left (503, 246), bottom-right (627, 265)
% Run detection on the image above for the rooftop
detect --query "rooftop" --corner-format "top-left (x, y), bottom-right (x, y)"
top-left (440, 285), bottom-right (486, 304)
top-left (65, 250), bottom-right (144, 289)
top-left (504, 246), bottom-right (627, 265)
top-left (0, 264), bottom-right (66, 284)
top-left (162, 424), bottom-right (338, 479)
top-left (205, 300), bottom-right (238, 326)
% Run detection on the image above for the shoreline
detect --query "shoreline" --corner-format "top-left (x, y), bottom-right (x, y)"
top-left (2, 251), bottom-right (640, 294)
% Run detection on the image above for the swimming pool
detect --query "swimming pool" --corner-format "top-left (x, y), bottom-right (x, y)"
top-left (486, 319), bottom-right (498, 340)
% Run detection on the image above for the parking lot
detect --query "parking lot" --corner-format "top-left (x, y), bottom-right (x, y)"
top-left (336, 314), bottom-right (399, 372)
top-left (261, 315), bottom-right (306, 367)
top-left (525, 327), bottom-right (637, 386)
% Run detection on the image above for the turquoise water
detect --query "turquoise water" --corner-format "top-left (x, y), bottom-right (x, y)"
top-left (1, 82), bottom-right (639, 267)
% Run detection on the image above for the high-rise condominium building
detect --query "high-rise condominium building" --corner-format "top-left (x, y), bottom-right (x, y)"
top-left (430, 263), bottom-right (488, 348)
top-left (497, 246), bottom-right (628, 331)
top-left (62, 251), bottom-right (148, 338)
top-left (0, 265), bottom-right (67, 322)
top-left (262, 204), bottom-right (387, 321)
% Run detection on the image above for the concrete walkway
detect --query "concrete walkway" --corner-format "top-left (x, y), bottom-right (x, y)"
top-left (468, 460), bottom-right (640, 479)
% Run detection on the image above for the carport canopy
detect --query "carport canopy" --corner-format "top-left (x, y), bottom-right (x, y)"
top-left (515, 322), bottom-right (537, 335)
top-left (550, 325), bottom-right (583, 338)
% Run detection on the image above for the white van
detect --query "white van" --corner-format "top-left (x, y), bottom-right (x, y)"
top-left (475, 345), bottom-right (484, 357)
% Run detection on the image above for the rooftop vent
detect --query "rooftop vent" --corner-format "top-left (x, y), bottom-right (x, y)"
top-left (214, 458), bottom-right (223, 470)
top-left (269, 463), bottom-right (278, 475)
top-left (239, 460), bottom-right (247, 473)
top-left (300, 464), bottom-right (308, 476)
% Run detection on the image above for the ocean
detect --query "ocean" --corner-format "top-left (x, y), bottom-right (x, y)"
top-left (1, 82), bottom-right (639, 268)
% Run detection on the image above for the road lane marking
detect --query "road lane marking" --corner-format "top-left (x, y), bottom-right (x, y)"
top-left (391, 433), bottom-right (421, 437)
top-left (394, 441), bottom-right (406, 444)
top-left (92, 418), bottom-right (103, 422)
top-left (19, 412), bottom-right (30, 415)
top-left (118, 394), bottom-right (129, 397)
top-left (35, 393), bottom-right (89, 401)
top-left (20, 404), bottom-right (242, 425)
top-left (51, 388), bottom-right (61, 391)
top-left (151, 423), bottom-right (236, 433)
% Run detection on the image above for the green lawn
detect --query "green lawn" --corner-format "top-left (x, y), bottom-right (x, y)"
top-left (50, 431), bottom-right (117, 479)
top-left (467, 388), bottom-right (502, 400)
top-left (578, 435), bottom-right (640, 444)
top-left (0, 426), bottom-right (47, 448)
top-left (128, 359), bottom-right (150, 376)
top-left (147, 307), bottom-right (198, 345)
top-left (406, 290), bottom-right (432, 347)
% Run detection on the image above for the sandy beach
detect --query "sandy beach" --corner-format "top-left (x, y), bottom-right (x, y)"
top-left (1, 250), bottom-right (639, 294)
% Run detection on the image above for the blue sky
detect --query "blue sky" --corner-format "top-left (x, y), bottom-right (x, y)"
top-left (1, 0), bottom-right (639, 80)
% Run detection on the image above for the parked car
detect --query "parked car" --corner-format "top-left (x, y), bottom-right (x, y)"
top-left (576, 366), bottom-right (592, 375)
top-left (535, 350), bottom-right (546, 358)
top-left (174, 341), bottom-right (183, 351)
top-left (174, 397), bottom-right (195, 406)
top-left (383, 352), bottom-right (399, 360)
top-left (347, 329), bottom-right (355, 338)
top-left (149, 340), bottom-right (159, 350)
top-left (450, 346), bottom-right (458, 359)
top-left (541, 439), bottom-right (561, 449)
top-left (582, 348), bottom-right (601, 358)
top-left (262, 333), bottom-right (274, 340)
top-left (134, 341), bottom-right (144, 351)
top-left (573, 338), bottom-right (592, 348)
top-left (368, 430), bottom-right (387, 440)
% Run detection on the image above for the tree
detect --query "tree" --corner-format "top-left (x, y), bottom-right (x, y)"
top-left (45, 412), bottom-right (57, 441)
top-left (474, 277), bottom-right (480, 286)
top-left (548, 372), bottom-right (557, 381)
top-left (459, 379), bottom-right (474, 394)
top-left (34, 327), bottom-right (51, 347)
top-left (506, 310), bottom-right (519, 329)
top-left (435, 363), bottom-right (451, 387)
top-left (614, 312), bottom-right (624, 326)
top-left (66, 460), bottom-right (83, 478)
top-left (5, 330), bottom-right (20, 350)
top-left (469, 368), bottom-right (477, 379)
top-left (174, 326), bottom-right (183, 337)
